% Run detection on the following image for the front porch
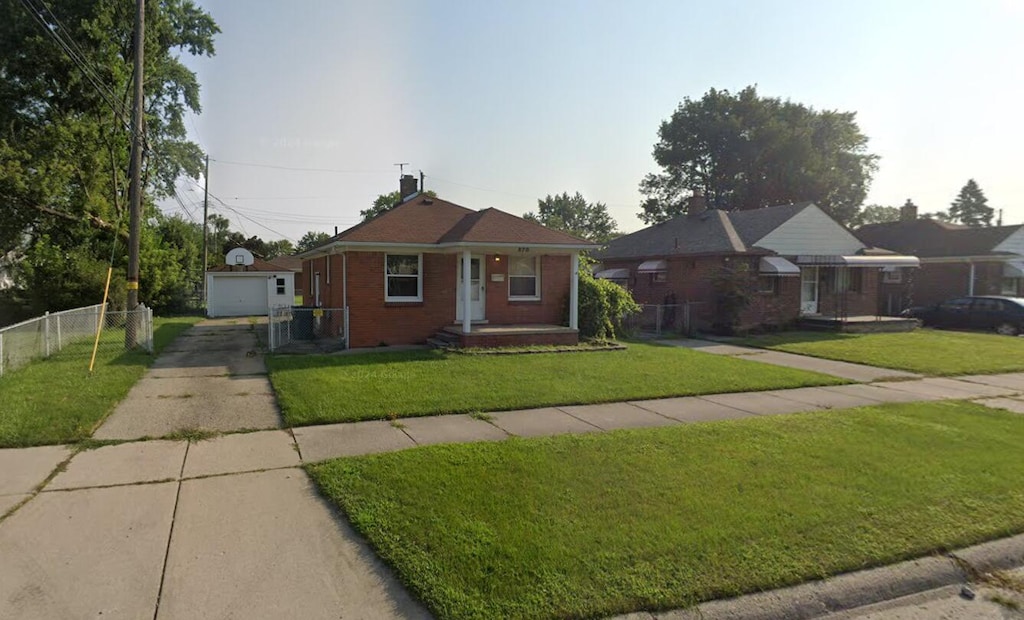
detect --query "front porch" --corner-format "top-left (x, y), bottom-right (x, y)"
top-left (799, 315), bottom-right (919, 333)
top-left (430, 324), bottom-right (579, 349)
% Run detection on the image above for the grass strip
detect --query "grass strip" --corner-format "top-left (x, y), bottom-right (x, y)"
top-left (268, 341), bottom-right (845, 426)
top-left (0, 316), bottom-right (201, 447)
top-left (310, 400), bottom-right (1024, 619)
top-left (736, 329), bottom-right (1024, 375)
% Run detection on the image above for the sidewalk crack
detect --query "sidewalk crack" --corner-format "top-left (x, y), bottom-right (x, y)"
top-left (152, 440), bottom-right (189, 620)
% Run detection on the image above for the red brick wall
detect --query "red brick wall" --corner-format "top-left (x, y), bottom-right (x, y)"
top-left (910, 262), bottom-right (1010, 307)
top-left (303, 251), bottom-right (573, 348)
top-left (601, 255), bottom-right (801, 330)
top-left (484, 254), bottom-right (570, 325)
top-left (817, 267), bottom-right (881, 317)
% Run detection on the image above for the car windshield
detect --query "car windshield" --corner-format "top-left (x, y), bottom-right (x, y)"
top-left (1005, 297), bottom-right (1024, 309)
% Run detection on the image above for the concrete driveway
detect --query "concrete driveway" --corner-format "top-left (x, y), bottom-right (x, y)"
top-left (94, 319), bottom-right (282, 440)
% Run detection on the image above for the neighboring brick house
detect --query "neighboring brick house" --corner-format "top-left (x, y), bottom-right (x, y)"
top-left (594, 195), bottom-right (919, 332)
top-left (298, 176), bottom-right (594, 348)
top-left (857, 204), bottom-right (1024, 310)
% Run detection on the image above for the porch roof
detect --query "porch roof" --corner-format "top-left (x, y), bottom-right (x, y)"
top-left (637, 259), bottom-right (668, 273)
top-left (795, 255), bottom-right (920, 268)
top-left (594, 268), bottom-right (630, 279)
top-left (759, 256), bottom-right (800, 276)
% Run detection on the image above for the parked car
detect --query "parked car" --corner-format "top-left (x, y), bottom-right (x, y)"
top-left (901, 296), bottom-right (1024, 336)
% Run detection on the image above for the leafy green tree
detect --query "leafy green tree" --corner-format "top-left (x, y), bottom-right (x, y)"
top-left (0, 0), bottom-right (219, 313)
top-left (850, 204), bottom-right (900, 228)
top-left (524, 192), bottom-right (618, 242)
top-left (296, 231), bottom-right (331, 253)
top-left (360, 190), bottom-right (436, 222)
top-left (639, 86), bottom-right (878, 225)
top-left (948, 179), bottom-right (994, 227)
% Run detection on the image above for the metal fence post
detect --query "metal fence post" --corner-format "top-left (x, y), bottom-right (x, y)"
top-left (56, 314), bottom-right (63, 352)
top-left (0, 332), bottom-right (4, 377)
top-left (147, 307), bottom-right (154, 353)
top-left (43, 311), bottom-right (51, 358)
top-left (268, 309), bottom-right (275, 352)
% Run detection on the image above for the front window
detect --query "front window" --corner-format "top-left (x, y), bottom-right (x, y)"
top-left (385, 254), bottom-right (422, 301)
top-left (509, 256), bottom-right (540, 299)
top-left (883, 269), bottom-right (903, 284)
top-left (275, 277), bottom-right (286, 295)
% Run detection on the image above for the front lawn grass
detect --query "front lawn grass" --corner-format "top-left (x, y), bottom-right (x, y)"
top-left (309, 400), bottom-right (1024, 620)
top-left (267, 342), bottom-right (845, 426)
top-left (0, 316), bottom-right (201, 448)
top-left (736, 329), bottom-right (1024, 376)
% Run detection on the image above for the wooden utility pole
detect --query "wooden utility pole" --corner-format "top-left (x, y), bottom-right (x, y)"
top-left (125, 0), bottom-right (145, 347)
top-left (201, 153), bottom-right (209, 304)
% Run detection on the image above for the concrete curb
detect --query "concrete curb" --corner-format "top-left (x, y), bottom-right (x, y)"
top-left (611, 534), bottom-right (1024, 620)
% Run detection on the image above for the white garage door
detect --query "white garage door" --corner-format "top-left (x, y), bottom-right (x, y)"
top-left (211, 276), bottom-right (268, 317)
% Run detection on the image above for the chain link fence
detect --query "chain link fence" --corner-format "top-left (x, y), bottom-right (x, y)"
top-left (622, 303), bottom-right (699, 337)
top-left (268, 306), bottom-right (347, 353)
top-left (0, 303), bottom-right (153, 377)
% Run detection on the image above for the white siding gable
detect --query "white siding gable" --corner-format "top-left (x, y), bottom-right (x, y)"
top-left (993, 226), bottom-right (1024, 256)
top-left (754, 204), bottom-right (865, 256)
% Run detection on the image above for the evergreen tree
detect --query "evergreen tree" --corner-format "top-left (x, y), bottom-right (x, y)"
top-left (948, 179), bottom-right (994, 227)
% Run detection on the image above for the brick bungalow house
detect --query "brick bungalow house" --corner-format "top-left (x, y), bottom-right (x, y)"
top-left (857, 203), bottom-right (1024, 310)
top-left (298, 176), bottom-right (595, 348)
top-left (594, 195), bottom-right (919, 332)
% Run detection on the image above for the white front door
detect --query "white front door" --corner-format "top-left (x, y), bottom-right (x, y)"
top-left (800, 267), bottom-right (819, 315)
top-left (456, 256), bottom-right (486, 321)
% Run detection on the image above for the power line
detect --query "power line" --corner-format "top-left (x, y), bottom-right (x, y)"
top-left (209, 158), bottom-right (394, 175)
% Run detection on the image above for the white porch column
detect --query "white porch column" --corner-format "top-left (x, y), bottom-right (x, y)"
top-left (569, 252), bottom-right (579, 330)
top-left (462, 250), bottom-right (472, 334)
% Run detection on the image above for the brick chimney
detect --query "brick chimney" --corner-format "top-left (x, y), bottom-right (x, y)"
top-left (899, 199), bottom-right (918, 222)
top-left (687, 188), bottom-right (707, 216)
top-left (399, 174), bottom-right (418, 201)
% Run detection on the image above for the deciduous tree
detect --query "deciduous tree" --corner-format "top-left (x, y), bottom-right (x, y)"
top-left (639, 86), bottom-right (878, 225)
top-left (524, 192), bottom-right (618, 242)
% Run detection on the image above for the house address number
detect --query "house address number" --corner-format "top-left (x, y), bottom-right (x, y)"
top-left (517, 247), bottom-right (531, 253)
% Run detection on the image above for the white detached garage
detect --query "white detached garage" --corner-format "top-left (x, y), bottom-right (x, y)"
top-left (206, 248), bottom-right (296, 317)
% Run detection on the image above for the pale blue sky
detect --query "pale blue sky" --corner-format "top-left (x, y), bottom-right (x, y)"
top-left (172, 0), bottom-right (1024, 243)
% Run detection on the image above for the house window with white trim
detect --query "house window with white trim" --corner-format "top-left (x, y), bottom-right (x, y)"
top-left (509, 256), bottom-right (540, 299)
top-left (275, 277), bottom-right (286, 295)
top-left (385, 254), bottom-right (422, 301)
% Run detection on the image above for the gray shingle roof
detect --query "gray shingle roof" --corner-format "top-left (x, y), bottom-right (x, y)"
top-left (596, 203), bottom-right (814, 260)
top-left (856, 219), bottom-right (1021, 258)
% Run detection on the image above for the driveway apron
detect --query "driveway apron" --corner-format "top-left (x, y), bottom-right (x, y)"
top-left (94, 319), bottom-right (281, 440)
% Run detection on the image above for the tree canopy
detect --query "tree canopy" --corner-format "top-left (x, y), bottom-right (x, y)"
top-left (850, 204), bottom-right (900, 228)
top-left (948, 179), bottom-right (994, 227)
top-left (360, 189), bottom-right (437, 222)
top-left (296, 231), bottom-right (332, 253)
top-left (523, 192), bottom-right (618, 242)
top-left (0, 0), bottom-right (219, 315)
top-left (639, 86), bottom-right (878, 226)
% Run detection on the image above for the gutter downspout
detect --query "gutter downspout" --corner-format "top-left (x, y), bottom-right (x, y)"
top-left (968, 261), bottom-right (976, 296)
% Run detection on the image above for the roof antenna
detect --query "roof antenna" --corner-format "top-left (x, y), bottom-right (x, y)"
top-left (394, 162), bottom-right (409, 177)
top-left (997, 208), bottom-right (1003, 227)
top-left (419, 170), bottom-right (425, 193)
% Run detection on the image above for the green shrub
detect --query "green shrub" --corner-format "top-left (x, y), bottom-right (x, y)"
top-left (574, 266), bottom-right (641, 340)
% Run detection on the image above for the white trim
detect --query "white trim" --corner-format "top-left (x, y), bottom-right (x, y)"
top-left (795, 255), bottom-right (920, 268)
top-left (384, 253), bottom-right (423, 302)
top-left (570, 253), bottom-right (579, 330)
top-left (456, 254), bottom-right (486, 321)
top-left (462, 251), bottom-right (472, 334)
top-left (508, 255), bottom-right (541, 300)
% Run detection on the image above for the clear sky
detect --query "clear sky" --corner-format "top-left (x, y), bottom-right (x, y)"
top-left (170, 0), bottom-right (1024, 244)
